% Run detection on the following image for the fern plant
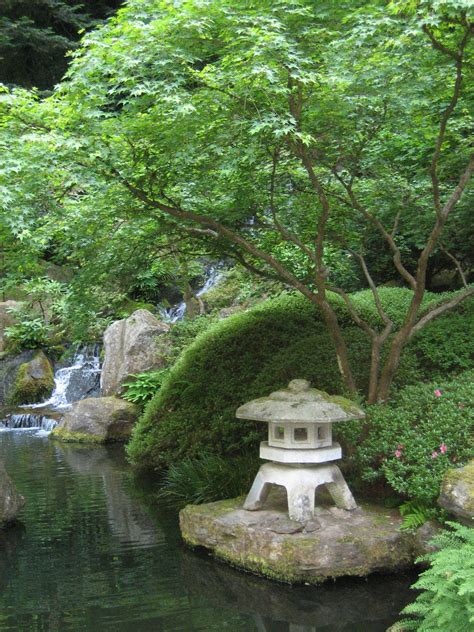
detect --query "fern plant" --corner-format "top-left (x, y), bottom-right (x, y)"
top-left (399, 522), bottom-right (474, 631)
top-left (122, 369), bottom-right (169, 404)
top-left (399, 501), bottom-right (439, 531)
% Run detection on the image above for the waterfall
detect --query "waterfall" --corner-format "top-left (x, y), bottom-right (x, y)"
top-left (0, 414), bottom-right (58, 432)
top-left (159, 265), bottom-right (224, 323)
top-left (26, 344), bottom-right (101, 411)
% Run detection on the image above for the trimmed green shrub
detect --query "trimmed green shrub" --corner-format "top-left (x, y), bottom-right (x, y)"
top-left (127, 290), bottom-right (474, 472)
top-left (339, 371), bottom-right (474, 503)
top-left (399, 522), bottom-right (474, 631)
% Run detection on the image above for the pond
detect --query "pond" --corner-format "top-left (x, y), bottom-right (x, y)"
top-left (0, 430), bottom-right (417, 631)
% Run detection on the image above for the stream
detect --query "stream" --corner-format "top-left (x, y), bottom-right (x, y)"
top-left (0, 430), bottom-right (417, 631)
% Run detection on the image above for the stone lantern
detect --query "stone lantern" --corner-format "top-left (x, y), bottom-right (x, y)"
top-left (236, 379), bottom-right (364, 523)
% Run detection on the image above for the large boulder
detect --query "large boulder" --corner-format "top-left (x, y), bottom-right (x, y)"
top-left (7, 350), bottom-right (54, 406)
top-left (51, 396), bottom-right (139, 443)
top-left (180, 492), bottom-right (423, 585)
top-left (0, 300), bottom-right (19, 353)
top-left (101, 309), bottom-right (170, 396)
top-left (438, 460), bottom-right (474, 525)
top-left (0, 462), bottom-right (25, 525)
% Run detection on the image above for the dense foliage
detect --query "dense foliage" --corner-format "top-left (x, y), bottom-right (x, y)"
top-left (398, 522), bottom-right (474, 631)
top-left (127, 291), bottom-right (474, 482)
top-left (340, 370), bottom-right (474, 503)
top-left (1, 0), bottom-right (472, 401)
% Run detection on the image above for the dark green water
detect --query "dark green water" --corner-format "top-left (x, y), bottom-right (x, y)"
top-left (0, 430), bottom-right (416, 631)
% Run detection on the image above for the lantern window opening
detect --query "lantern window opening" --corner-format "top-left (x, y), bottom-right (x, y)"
top-left (293, 427), bottom-right (308, 442)
top-left (273, 425), bottom-right (285, 441)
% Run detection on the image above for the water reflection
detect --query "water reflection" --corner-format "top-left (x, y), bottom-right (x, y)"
top-left (56, 443), bottom-right (158, 548)
top-left (0, 432), bottom-right (414, 631)
top-left (181, 549), bottom-right (416, 632)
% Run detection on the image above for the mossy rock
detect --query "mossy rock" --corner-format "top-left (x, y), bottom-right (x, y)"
top-left (7, 351), bottom-right (54, 406)
top-left (51, 396), bottom-right (139, 444)
top-left (438, 460), bottom-right (474, 524)
top-left (179, 493), bottom-right (420, 585)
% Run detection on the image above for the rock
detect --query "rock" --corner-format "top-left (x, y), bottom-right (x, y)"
top-left (0, 462), bottom-right (25, 525)
top-left (0, 300), bottom-right (19, 353)
top-left (438, 460), bottom-right (474, 525)
top-left (0, 350), bottom-right (36, 405)
top-left (51, 396), bottom-right (139, 443)
top-left (179, 493), bottom-right (418, 584)
top-left (101, 309), bottom-right (170, 396)
top-left (6, 350), bottom-right (54, 406)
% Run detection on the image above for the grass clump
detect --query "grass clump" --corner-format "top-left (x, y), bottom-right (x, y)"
top-left (157, 453), bottom-right (259, 507)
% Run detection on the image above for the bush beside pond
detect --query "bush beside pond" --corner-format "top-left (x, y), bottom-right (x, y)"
top-left (128, 290), bottom-right (474, 486)
top-left (338, 371), bottom-right (474, 504)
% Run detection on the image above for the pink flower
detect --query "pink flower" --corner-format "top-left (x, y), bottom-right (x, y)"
top-left (440, 443), bottom-right (447, 454)
top-left (431, 451), bottom-right (438, 459)
top-left (434, 389), bottom-right (442, 397)
top-left (395, 449), bottom-right (402, 459)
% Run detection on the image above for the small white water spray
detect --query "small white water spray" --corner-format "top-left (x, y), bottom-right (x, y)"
top-left (158, 264), bottom-right (224, 323)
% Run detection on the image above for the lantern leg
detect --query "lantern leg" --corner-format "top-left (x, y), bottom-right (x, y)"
top-left (325, 465), bottom-right (357, 511)
top-left (287, 486), bottom-right (315, 523)
top-left (243, 469), bottom-right (271, 511)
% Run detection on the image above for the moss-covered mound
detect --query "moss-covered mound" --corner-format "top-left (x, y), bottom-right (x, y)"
top-left (127, 290), bottom-right (474, 471)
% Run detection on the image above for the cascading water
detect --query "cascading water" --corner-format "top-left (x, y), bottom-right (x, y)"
top-left (158, 264), bottom-right (224, 323)
top-left (27, 344), bottom-right (101, 411)
top-left (0, 414), bottom-right (58, 432)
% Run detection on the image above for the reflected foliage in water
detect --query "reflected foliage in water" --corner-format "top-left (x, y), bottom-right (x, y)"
top-left (0, 432), bottom-right (415, 631)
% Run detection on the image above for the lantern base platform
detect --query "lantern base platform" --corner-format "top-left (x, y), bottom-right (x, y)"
top-left (180, 490), bottom-right (437, 585)
top-left (244, 461), bottom-right (356, 522)
top-left (259, 441), bottom-right (342, 463)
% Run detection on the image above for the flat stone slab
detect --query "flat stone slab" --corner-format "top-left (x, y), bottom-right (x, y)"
top-left (180, 492), bottom-right (424, 584)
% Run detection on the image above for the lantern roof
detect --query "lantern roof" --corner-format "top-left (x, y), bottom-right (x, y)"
top-left (236, 379), bottom-right (365, 424)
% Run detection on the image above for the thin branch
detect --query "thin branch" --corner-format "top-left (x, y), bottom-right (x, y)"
top-left (229, 249), bottom-right (283, 282)
top-left (422, 25), bottom-right (461, 61)
top-left (409, 287), bottom-right (474, 338)
top-left (107, 163), bottom-right (316, 301)
top-left (427, 25), bottom-right (471, 215)
top-left (348, 248), bottom-right (393, 327)
top-left (267, 147), bottom-right (318, 263)
top-left (334, 173), bottom-right (417, 290)
top-left (440, 245), bottom-right (468, 287)
top-left (326, 285), bottom-right (375, 336)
